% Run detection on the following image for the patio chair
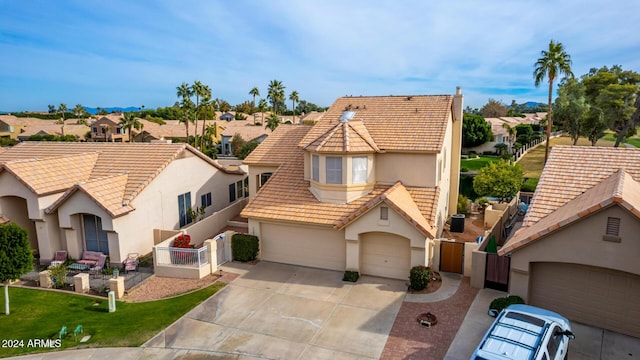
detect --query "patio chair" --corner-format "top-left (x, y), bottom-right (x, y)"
top-left (89, 254), bottom-right (107, 279)
top-left (123, 253), bottom-right (139, 275)
top-left (49, 250), bottom-right (68, 268)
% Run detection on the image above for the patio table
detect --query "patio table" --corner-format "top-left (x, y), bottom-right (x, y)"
top-left (68, 263), bottom-right (90, 272)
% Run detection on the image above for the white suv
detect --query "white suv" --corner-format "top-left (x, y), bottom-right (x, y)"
top-left (471, 304), bottom-right (575, 360)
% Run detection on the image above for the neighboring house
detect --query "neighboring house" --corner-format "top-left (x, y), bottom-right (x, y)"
top-left (90, 115), bottom-right (128, 142)
top-left (299, 111), bottom-right (325, 124)
top-left (0, 116), bottom-right (47, 139)
top-left (0, 142), bottom-right (246, 265)
top-left (220, 112), bottom-right (235, 122)
top-left (464, 113), bottom-right (545, 154)
top-left (241, 90), bottom-right (464, 280)
top-left (133, 120), bottom-right (187, 143)
top-left (499, 146), bottom-right (640, 338)
top-left (17, 124), bottom-right (90, 141)
top-left (220, 123), bottom-right (272, 156)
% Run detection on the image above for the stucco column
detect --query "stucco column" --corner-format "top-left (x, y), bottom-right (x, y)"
top-left (63, 228), bottom-right (82, 260)
top-left (34, 220), bottom-right (54, 262)
top-left (204, 239), bottom-right (217, 272)
top-left (430, 239), bottom-right (441, 270)
top-left (107, 232), bottom-right (120, 264)
top-left (345, 238), bottom-right (360, 273)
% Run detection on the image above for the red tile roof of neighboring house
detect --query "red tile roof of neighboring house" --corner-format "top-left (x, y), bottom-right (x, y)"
top-left (499, 146), bottom-right (640, 255)
top-left (243, 124), bottom-right (313, 166)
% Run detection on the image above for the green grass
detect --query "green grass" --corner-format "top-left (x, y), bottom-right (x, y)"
top-left (517, 136), bottom-right (615, 178)
top-left (0, 283), bottom-right (225, 358)
top-left (460, 156), bottom-right (501, 171)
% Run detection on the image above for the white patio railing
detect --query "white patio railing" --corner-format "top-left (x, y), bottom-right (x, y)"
top-left (155, 246), bottom-right (209, 268)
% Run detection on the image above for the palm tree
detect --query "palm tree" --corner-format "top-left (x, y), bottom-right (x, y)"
top-left (258, 98), bottom-right (268, 124)
top-left (73, 104), bottom-right (86, 119)
top-left (265, 112), bottom-right (280, 131)
top-left (176, 82), bottom-right (194, 142)
top-left (57, 103), bottom-right (68, 136)
top-left (289, 91), bottom-right (299, 123)
top-left (249, 87), bottom-right (260, 124)
top-left (502, 123), bottom-right (516, 150)
top-left (199, 91), bottom-right (213, 151)
top-left (191, 81), bottom-right (207, 143)
top-left (534, 40), bottom-right (573, 163)
top-left (119, 112), bottom-right (143, 142)
top-left (267, 80), bottom-right (285, 114)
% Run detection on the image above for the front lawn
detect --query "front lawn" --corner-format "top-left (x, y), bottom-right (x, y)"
top-left (0, 283), bottom-right (225, 358)
top-left (460, 156), bottom-right (501, 171)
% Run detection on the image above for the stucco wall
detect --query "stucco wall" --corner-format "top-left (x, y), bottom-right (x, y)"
top-left (375, 153), bottom-right (437, 187)
top-left (509, 205), bottom-right (640, 300)
top-left (0, 196), bottom-right (37, 249)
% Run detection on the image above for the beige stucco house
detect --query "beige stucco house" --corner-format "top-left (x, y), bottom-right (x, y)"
top-left (499, 146), bottom-right (640, 338)
top-left (0, 142), bottom-right (246, 265)
top-left (90, 115), bottom-right (128, 142)
top-left (241, 89), bottom-right (464, 279)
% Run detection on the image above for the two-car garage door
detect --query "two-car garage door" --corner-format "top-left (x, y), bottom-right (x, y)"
top-left (530, 262), bottom-right (640, 338)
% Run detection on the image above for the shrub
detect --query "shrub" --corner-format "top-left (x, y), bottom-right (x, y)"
top-left (342, 270), bottom-right (359, 282)
top-left (457, 194), bottom-right (469, 214)
top-left (173, 234), bottom-right (191, 248)
top-left (482, 150), bottom-right (495, 155)
top-left (500, 152), bottom-right (513, 161)
top-left (409, 265), bottom-right (432, 291)
top-left (476, 197), bottom-right (490, 209)
top-left (489, 295), bottom-right (525, 313)
top-left (520, 177), bottom-right (539, 192)
top-left (232, 234), bottom-right (259, 262)
top-left (460, 167), bottom-right (469, 172)
top-left (49, 264), bottom-right (68, 289)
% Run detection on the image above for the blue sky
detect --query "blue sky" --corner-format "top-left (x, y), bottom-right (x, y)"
top-left (1, 0), bottom-right (639, 112)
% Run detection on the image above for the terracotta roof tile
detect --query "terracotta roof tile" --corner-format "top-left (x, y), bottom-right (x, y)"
top-left (305, 120), bottom-right (380, 153)
top-left (500, 165), bottom-right (640, 255)
top-left (299, 95), bottom-right (453, 152)
top-left (243, 124), bottom-right (313, 165)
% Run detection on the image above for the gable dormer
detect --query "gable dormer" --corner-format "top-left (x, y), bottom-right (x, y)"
top-left (304, 111), bottom-right (380, 204)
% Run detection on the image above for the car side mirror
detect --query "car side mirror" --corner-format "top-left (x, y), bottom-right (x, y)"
top-left (556, 330), bottom-right (575, 339)
top-left (488, 309), bottom-right (499, 318)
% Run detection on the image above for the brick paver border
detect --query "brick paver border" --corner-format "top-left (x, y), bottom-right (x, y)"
top-left (381, 277), bottom-right (479, 360)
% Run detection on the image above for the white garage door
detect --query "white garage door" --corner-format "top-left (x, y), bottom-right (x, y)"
top-left (260, 223), bottom-right (346, 271)
top-left (361, 232), bottom-right (410, 280)
top-left (530, 262), bottom-right (640, 338)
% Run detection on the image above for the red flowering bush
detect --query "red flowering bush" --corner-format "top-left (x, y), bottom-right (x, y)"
top-left (171, 234), bottom-right (193, 264)
top-left (173, 234), bottom-right (191, 248)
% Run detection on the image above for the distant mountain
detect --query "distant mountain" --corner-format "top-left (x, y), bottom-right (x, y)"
top-left (523, 101), bottom-right (545, 108)
top-left (83, 106), bottom-right (142, 115)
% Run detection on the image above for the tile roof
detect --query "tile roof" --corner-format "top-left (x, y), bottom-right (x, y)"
top-left (17, 124), bottom-right (90, 139)
top-left (242, 124), bottom-right (313, 166)
top-left (304, 120), bottom-right (380, 153)
top-left (0, 142), bottom-right (242, 217)
top-left (500, 169), bottom-right (640, 255)
top-left (221, 123), bottom-right (272, 141)
top-left (299, 95), bottom-right (453, 152)
top-left (523, 146), bottom-right (640, 226)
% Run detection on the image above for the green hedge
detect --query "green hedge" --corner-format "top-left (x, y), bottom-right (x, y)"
top-left (342, 271), bottom-right (359, 282)
top-left (231, 234), bottom-right (259, 262)
top-left (409, 265), bottom-right (432, 291)
top-left (489, 295), bottom-right (525, 313)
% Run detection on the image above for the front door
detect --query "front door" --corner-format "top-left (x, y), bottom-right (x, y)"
top-left (83, 214), bottom-right (109, 254)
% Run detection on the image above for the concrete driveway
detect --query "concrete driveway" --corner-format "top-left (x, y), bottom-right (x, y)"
top-left (145, 261), bottom-right (407, 359)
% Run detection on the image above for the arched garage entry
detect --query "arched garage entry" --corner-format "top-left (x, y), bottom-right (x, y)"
top-left (530, 262), bottom-right (640, 338)
top-left (360, 232), bottom-right (410, 280)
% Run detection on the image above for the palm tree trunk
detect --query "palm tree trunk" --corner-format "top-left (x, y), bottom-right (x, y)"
top-left (544, 80), bottom-right (553, 163)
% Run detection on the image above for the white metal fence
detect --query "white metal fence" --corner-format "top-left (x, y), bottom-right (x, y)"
top-left (155, 246), bottom-right (209, 268)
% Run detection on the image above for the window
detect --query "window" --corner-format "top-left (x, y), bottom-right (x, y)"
top-left (244, 177), bottom-right (249, 197)
top-left (352, 156), bottom-right (368, 184)
top-left (101, 128), bottom-right (106, 134)
top-left (116, 127), bottom-right (121, 134)
top-left (260, 172), bottom-right (272, 187)
top-left (236, 180), bottom-right (243, 200)
top-left (82, 214), bottom-right (109, 254)
top-left (229, 183), bottom-right (236, 203)
top-left (326, 157), bottom-right (342, 184)
top-left (312, 155), bottom-right (319, 182)
top-left (546, 325), bottom-right (563, 359)
top-left (606, 217), bottom-right (620, 236)
top-left (200, 192), bottom-right (212, 207)
top-left (92, 127), bottom-right (97, 133)
top-left (380, 206), bottom-right (389, 220)
top-left (178, 192), bottom-right (192, 227)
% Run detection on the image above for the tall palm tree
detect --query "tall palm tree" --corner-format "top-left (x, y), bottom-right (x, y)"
top-left (289, 90), bottom-right (299, 123)
top-left (199, 90), bottom-right (213, 151)
top-left (57, 103), bottom-right (68, 136)
top-left (191, 81), bottom-right (207, 142)
top-left (176, 82), bottom-right (194, 142)
top-left (265, 112), bottom-right (280, 131)
top-left (258, 98), bottom-right (268, 124)
top-left (534, 40), bottom-right (573, 163)
top-left (267, 80), bottom-right (285, 114)
top-left (249, 87), bottom-right (260, 124)
top-left (502, 123), bottom-right (516, 150)
top-left (119, 112), bottom-right (143, 142)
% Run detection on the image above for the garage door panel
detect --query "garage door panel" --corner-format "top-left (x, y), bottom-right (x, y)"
top-left (260, 223), bottom-right (345, 271)
top-left (361, 232), bottom-right (410, 280)
top-left (530, 262), bottom-right (640, 338)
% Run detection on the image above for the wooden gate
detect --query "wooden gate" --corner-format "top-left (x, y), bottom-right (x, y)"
top-left (440, 241), bottom-right (464, 274)
top-left (485, 253), bottom-right (510, 291)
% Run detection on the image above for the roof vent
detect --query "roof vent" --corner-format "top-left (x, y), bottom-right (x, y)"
top-left (340, 111), bottom-right (356, 122)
